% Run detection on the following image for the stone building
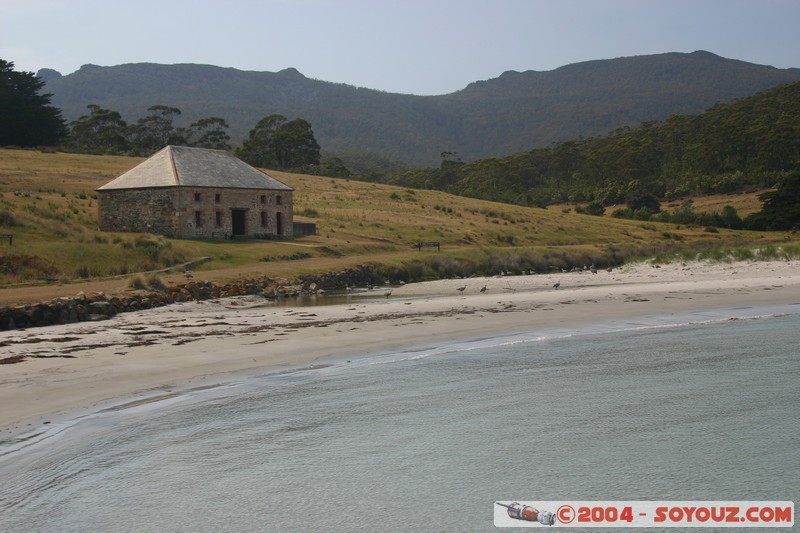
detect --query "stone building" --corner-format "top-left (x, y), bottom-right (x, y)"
top-left (97, 145), bottom-right (293, 239)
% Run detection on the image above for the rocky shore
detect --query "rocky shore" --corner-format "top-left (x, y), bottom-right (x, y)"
top-left (0, 264), bottom-right (382, 330)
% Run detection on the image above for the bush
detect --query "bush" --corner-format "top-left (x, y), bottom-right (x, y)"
top-left (0, 209), bottom-right (19, 227)
top-left (129, 275), bottom-right (147, 289)
top-left (575, 200), bottom-right (606, 216)
top-left (146, 274), bottom-right (167, 290)
top-left (611, 207), bottom-right (634, 219)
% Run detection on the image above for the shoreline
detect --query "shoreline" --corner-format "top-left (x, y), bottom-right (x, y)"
top-left (1, 259), bottom-right (799, 435)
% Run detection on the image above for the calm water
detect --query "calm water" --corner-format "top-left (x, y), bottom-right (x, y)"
top-left (1, 306), bottom-right (798, 532)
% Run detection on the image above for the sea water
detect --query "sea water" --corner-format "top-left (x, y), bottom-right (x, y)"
top-left (0, 306), bottom-right (798, 532)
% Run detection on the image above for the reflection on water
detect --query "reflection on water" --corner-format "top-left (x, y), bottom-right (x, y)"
top-left (265, 287), bottom-right (396, 307)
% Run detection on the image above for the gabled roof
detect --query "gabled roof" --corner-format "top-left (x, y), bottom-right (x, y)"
top-left (98, 146), bottom-right (293, 191)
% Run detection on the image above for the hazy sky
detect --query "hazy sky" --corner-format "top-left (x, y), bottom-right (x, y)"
top-left (2, 0), bottom-right (799, 95)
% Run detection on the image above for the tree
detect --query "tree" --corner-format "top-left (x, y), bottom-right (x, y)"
top-left (625, 180), bottom-right (661, 213)
top-left (129, 105), bottom-right (185, 155)
top-left (272, 118), bottom-right (320, 169)
top-left (68, 104), bottom-right (129, 153)
top-left (237, 114), bottom-right (287, 167)
top-left (187, 117), bottom-right (231, 150)
top-left (317, 156), bottom-right (352, 178)
top-left (719, 205), bottom-right (743, 229)
top-left (0, 59), bottom-right (67, 146)
top-left (237, 114), bottom-right (320, 169)
top-left (745, 171), bottom-right (800, 230)
top-left (577, 200), bottom-right (606, 216)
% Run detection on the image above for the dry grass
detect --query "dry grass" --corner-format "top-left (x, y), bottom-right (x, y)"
top-left (552, 189), bottom-right (768, 219)
top-left (663, 191), bottom-right (767, 217)
top-left (0, 147), bottom-right (795, 295)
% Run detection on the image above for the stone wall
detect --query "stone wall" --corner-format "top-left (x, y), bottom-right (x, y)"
top-left (98, 188), bottom-right (179, 236)
top-left (293, 222), bottom-right (317, 237)
top-left (177, 188), bottom-right (293, 239)
top-left (0, 265), bottom-right (382, 332)
top-left (98, 187), bottom-right (294, 239)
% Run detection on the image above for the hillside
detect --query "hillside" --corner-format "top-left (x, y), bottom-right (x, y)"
top-left (41, 51), bottom-right (800, 167)
top-left (391, 81), bottom-right (800, 209)
top-left (0, 149), bottom-right (796, 307)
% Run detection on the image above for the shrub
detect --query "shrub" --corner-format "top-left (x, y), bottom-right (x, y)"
top-left (146, 274), bottom-right (167, 290)
top-left (0, 209), bottom-right (18, 227)
top-left (129, 275), bottom-right (147, 289)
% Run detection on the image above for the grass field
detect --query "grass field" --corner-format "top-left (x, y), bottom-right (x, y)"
top-left (0, 147), bottom-right (796, 293)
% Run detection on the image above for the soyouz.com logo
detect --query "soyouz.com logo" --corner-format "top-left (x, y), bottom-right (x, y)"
top-left (494, 501), bottom-right (794, 527)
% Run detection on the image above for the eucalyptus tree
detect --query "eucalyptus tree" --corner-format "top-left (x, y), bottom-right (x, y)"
top-left (130, 105), bottom-right (185, 155)
top-left (68, 104), bottom-right (129, 153)
top-left (187, 116), bottom-right (231, 150)
top-left (237, 114), bottom-right (320, 170)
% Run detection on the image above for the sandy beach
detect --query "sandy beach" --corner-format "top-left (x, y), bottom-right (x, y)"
top-left (1, 259), bottom-right (799, 433)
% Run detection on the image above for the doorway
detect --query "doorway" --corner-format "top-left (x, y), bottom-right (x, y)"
top-left (231, 209), bottom-right (247, 236)
top-left (276, 212), bottom-right (284, 236)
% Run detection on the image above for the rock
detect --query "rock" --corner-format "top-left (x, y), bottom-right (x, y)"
top-left (89, 301), bottom-right (115, 316)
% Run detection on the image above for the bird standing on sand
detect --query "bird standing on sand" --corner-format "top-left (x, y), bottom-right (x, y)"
top-left (480, 283), bottom-right (488, 293)
top-left (553, 280), bottom-right (561, 290)
top-left (457, 285), bottom-right (467, 295)
top-left (384, 289), bottom-right (392, 298)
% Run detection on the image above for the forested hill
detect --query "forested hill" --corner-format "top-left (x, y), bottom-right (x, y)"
top-left (389, 81), bottom-right (800, 208)
top-left (42, 51), bottom-right (800, 167)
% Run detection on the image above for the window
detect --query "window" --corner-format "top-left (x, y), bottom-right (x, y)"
top-left (195, 210), bottom-right (203, 226)
top-left (215, 211), bottom-right (223, 227)
top-left (215, 193), bottom-right (221, 203)
top-left (194, 193), bottom-right (201, 202)
top-left (261, 211), bottom-right (268, 227)
top-left (276, 195), bottom-right (282, 205)
top-left (260, 195), bottom-right (267, 204)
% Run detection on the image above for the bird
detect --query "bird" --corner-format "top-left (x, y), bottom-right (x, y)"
top-left (553, 280), bottom-right (561, 290)
top-left (183, 271), bottom-right (193, 279)
top-left (480, 283), bottom-right (488, 293)
top-left (590, 264), bottom-right (597, 274)
top-left (457, 285), bottom-right (467, 295)
top-left (606, 267), bottom-right (613, 273)
top-left (384, 289), bottom-right (392, 298)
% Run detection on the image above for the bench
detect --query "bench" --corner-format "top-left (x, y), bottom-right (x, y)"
top-left (414, 241), bottom-right (440, 252)
top-left (0, 234), bottom-right (12, 245)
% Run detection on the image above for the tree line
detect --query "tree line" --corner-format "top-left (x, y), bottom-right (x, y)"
top-left (1, 59), bottom-right (328, 173)
top-left (384, 81), bottom-right (800, 230)
top-left (2, 57), bottom-right (798, 230)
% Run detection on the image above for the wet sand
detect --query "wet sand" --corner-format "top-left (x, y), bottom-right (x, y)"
top-left (1, 259), bottom-right (799, 432)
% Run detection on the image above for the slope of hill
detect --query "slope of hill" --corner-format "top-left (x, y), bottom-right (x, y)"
top-left (1, 148), bottom-right (790, 304)
top-left (42, 51), bottom-right (800, 166)
top-left (390, 81), bottom-right (800, 208)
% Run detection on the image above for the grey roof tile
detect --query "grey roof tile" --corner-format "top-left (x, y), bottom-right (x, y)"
top-left (98, 146), bottom-right (293, 191)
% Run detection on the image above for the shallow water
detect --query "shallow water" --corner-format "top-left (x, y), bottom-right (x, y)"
top-left (0, 306), bottom-right (798, 532)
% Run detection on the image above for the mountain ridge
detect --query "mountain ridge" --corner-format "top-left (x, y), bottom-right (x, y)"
top-left (41, 51), bottom-right (800, 166)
